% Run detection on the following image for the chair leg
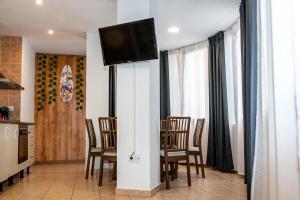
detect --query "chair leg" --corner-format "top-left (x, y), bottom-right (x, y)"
top-left (199, 151), bottom-right (205, 178)
top-left (165, 159), bottom-right (170, 189)
top-left (170, 163), bottom-right (175, 181)
top-left (160, 162), bottom-right (164, 182)
top-left (186, 157), bottom-right (191, 187)
top-left (194, 155), bottom-right (199, 175)
top-left (98, 158), bottom-right (104, 186)
top-left (85, 153), bottom-right (91, 179)
top-left (175, 162), bottom-right (178, 179)
top-left (112, 162), bottom-right (117, 180)
top-left (91, 156), bottom-right (95, 176)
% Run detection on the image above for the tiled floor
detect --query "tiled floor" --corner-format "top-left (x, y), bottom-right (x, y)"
top-left (0, 163), bottom-right (246, 200)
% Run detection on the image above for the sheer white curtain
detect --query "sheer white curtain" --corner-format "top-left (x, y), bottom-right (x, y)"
top-left (224, 20), bottom-right (244, 175)
top-left (168, 52), bottom-right (184, 116)
top-left (168, 42), bottom-right (209, 162)
top-left (252, 0), bottom-right (277, 198)
top-left (252, 0), bottom-right (300, 199)
top-left (292, 0), bottom-right (300, 173)
top-left (182, 48), bottom-right (208, 120)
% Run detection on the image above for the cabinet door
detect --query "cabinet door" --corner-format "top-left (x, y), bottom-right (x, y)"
top-left (1, 124), bottom-right (10, 181)
top-left (7, 125), bottom-right (18, 176)
top-left (6, 125), bottom-right (12, 176)
top-left (12, 125), bottom-right (19, 174)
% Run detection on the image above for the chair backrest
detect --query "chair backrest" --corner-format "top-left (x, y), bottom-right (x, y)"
top-left (162, 116), bottom-right (191, 153)
top-left (160, 120), bottom-right (167, 131)
top-left (160, 119), bottom-right (178, 132)
top-left (98, 117), bottom-right (117, 152)
top-left (193, 118), bottom-right (205, 147)
top-left (85, 119), bottom-right (97, 149)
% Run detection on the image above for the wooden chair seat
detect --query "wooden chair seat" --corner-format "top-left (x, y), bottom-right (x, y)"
top-left (91, 147), bottom-right (101, 153)
top-left (160, 150), bottom-right (186, 157)
top-left (189, 147), bottom-right (199, 152)
top-left (103, 151), bottom-right (117, 157)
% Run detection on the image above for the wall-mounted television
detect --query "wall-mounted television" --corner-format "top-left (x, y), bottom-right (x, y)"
top-left (99, 18), bottom-right (158, 66)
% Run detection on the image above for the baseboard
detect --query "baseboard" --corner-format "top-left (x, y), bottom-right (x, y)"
top-left (34, 159), bottom-right (85, 164)
top-left (116, 183), bottom-right (161, 198)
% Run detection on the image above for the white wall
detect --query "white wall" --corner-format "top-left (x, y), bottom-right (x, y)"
top-left (117, 0), bottom-right (160, 191)
top-left (86, 32), bottom-right (109, 167)
top-left (272, 1), bottom-right (300, 197)
top-left (20, 38), bottom-right (35, 123)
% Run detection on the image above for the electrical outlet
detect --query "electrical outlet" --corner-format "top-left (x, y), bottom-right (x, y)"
top-left (129, 152), bottom-right (140, 163)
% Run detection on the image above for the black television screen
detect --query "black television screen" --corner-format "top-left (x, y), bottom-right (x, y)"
top-left (99, 18), bottom-right (158, 66)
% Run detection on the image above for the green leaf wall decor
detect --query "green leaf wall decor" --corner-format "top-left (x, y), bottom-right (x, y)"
top-left (36, 54), bottom-right (85, 112)
top-left (36, 55), bottom-right (47, 111)
top-left (75, 56), bottom-right (85, 111)
top-left (48, 55), bottom-right (58, 104)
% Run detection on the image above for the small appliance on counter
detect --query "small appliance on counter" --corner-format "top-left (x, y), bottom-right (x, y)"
top-left (0, 107), bottom-right (9, 121)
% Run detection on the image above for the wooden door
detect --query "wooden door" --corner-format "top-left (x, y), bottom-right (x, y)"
top-left (34, 54), bottom-right (86, 161)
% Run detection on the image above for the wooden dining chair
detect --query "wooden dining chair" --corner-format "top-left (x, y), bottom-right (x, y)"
top-left (160, 120), bottom-right (167, 132)
top-left (160, 119), bottom-right (180, 181)
top-left (189, 118), bottom-right (205, 178)
top-left (160, 116), bottom-right (191, 189)
top-left (160, 119), bottom-right (178, 148)
top-left (85, 119), bottom-right (101, 179)
top-left (98, 117), bottom-right (117, 186)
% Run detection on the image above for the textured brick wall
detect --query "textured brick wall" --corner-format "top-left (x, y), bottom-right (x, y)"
top-left (0, 36), bottom-right (22, 120)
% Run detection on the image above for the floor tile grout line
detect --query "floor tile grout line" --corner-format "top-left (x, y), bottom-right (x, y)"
top-left (70, 165), bottom-right (80, 200)
top-left (41, 176), bottom-right (58, 200)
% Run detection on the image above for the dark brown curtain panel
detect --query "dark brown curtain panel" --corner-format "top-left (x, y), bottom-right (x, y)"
top-left (160, 51), bottom-right (170, 120)
top-left (240, 0), bottom-right (258, 199)
top-left (206, 31), bottom-right (234, 171)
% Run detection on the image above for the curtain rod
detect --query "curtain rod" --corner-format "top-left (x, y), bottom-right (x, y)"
top-left (168, 40), bottom-right (208, 54)
top-left (224, 18), bottom-right (240, 33)
top-left (167, 17), bottom-right (240, 54)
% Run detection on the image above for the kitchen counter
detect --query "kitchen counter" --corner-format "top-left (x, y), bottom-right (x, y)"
top-left (0, 121), bottom-right (35, 125)
top-left (0, 120), bottom-right (35, 187)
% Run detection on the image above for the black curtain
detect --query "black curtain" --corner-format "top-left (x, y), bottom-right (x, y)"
top-left (109, 65), bottom-right (116, 117)
top-left (160, 51), bottom-right (170, 120)
top-left (206, 31), bottom-right (234, 171)
top-left (240, 0), bottom-right (258, 199)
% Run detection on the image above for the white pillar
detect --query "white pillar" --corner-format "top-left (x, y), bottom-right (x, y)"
top-left (116, 0), bottom-right (160, 194)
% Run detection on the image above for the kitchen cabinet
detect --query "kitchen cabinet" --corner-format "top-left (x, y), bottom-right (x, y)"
top-left (0, 123), bottom-right (35, 185)
top-left (0, 124), bottom-right (6, 182)
top-left (0, 124), bottom-right (18, 183)
top-left (8, 124), bottom-right (19, 176)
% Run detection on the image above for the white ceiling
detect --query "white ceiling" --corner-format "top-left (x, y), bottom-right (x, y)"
top-left (159, 0), bottom-right (240, 50)
top-left (0, 0), bottom-right (117, 55)
top-left (0, 0), bottom-right (240, 54)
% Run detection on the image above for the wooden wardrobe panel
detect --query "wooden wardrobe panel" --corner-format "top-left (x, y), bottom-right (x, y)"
top-left (34, 54), bottom-right (86, 161)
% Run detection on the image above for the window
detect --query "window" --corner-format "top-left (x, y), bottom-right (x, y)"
top-left (168, 44), bottom-right (208, 121)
